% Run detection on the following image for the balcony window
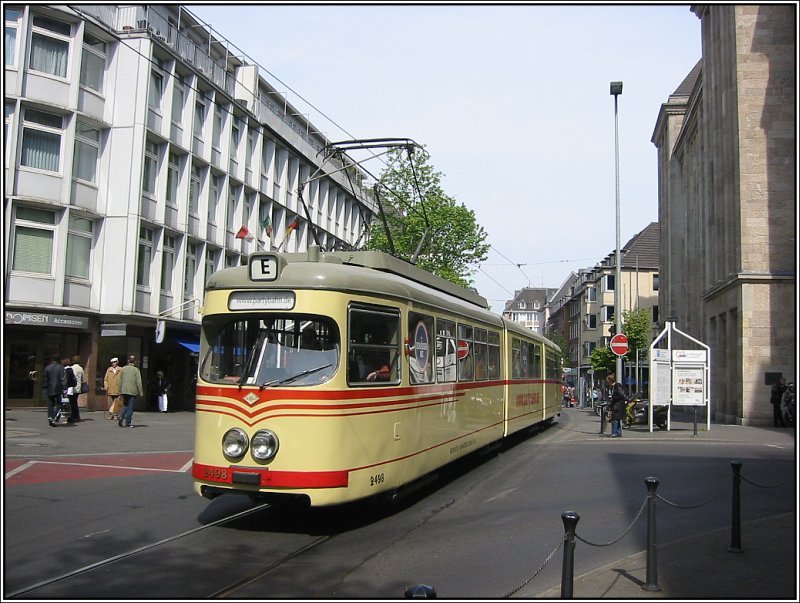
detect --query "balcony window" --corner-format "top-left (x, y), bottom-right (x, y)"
top-left (166, 151), bottom-right (179, 208)
top-left (142, 140), bottom-right (158, 195)
top-left (193, 97), bottom-right (205, 138)
top-left (65, 215), bottom-right (93, 280)
top-left (603, 274), bottom-right (615, 293)
top-left (148, 68), bottom-right (163, 113)
top-left (189, 163), bottom-right (200, 216)
top-left (184, 242), bottom-right (197, 300)
top-left (79, 33), bottom-right (106, 93)
top-left (73, 121), bottom-right (100, 183)
top-left (4, 6), bottom-right (21, 67)
top-left (29, 15), bottom-right (71, 78)
top-left (161, 234), bottom-right (175, 293)
top-left (20, 109), bottom-right (62, 172)
top-left (586, 286), bottom-right (597, 302)
top-left (136, 226), bottom-right (154, 287)
top-left (171, 75), bottom-right (185, 126)
top-left (12, 206), bottom-right (55, 275)
top-left (653, 273), bottom-right (660, 291)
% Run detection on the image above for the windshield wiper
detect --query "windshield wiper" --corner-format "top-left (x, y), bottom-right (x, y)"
top-left (239, 331), bottom-right (266, 390)
top-left (260, 364), bottom-right (333, 389)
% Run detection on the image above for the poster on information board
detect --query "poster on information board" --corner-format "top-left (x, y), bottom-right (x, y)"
top-left (672, 365), bottom-right (706, 406)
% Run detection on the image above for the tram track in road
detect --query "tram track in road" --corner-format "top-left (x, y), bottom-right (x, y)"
top-left (7, 501), bottom-right (274, 599)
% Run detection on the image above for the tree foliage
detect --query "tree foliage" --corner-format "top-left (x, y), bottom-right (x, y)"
top-left (589, 346), bottom-right (616, 376)
top-left (621, 308), bottom-right (653, 362)
top-left (546, 331), bottom-right (569, 369)
top-left (366, 148), bottom-right (489, 288)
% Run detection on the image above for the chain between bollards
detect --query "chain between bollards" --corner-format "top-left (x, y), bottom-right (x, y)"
top-left (561, 511), bottom-right (579, 599)
top-left (728, 460), bottom-right (743, 553)
top-left (642, 477), bottom-right (662, 592)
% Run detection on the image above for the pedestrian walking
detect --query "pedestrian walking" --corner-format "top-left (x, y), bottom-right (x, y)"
top-left (118, 355), bottom-right (144, 428)
top-left (70, 355), bottom-right (85, 422)
top-left (156, 370), bottom-right (171, 413)
top-left (770, 377), bottom-right (788, 427)
top-left (104, 357), bottom-right (123, 419)
top-left (606, 373), bottom-right (627, 438)
top-left (62, 357), bottom-right (79, 424)
top-left (43, 355), bottom-right (65, 427)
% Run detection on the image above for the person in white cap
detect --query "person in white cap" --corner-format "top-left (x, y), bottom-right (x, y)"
top-left (103, 358), bottom-right (122, 420)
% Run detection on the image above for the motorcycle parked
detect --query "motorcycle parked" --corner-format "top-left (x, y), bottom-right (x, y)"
top-left (623, 396), bottom-right (668, 429)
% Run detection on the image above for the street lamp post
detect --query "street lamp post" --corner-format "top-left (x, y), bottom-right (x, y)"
top-left (610, 81), bottom-right (623, 385)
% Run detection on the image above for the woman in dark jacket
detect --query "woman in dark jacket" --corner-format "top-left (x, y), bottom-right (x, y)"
top-left (607, 373), bottom-right (627, 437)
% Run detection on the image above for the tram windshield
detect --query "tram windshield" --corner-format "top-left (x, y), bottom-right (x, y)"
top-left (200, 315), bottom-right (339, 387)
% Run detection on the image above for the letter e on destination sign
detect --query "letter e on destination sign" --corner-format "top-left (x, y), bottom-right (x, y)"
top-left (249, 254), bottom-right (278, 281)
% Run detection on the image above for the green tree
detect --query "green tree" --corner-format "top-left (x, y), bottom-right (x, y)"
top-left (589, 346), bottom-right (616, 376)
top-left (621, 308), bottom-right (653, 362)
top-left (367, 148), bottom-right (489, 288)
top-left (546, 331), bottom-right (569, 369)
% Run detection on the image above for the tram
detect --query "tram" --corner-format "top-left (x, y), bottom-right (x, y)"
top-left (192, 246), bottom-right (562, 507)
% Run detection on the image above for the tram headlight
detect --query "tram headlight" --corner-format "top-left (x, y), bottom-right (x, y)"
top-left (251, 429), bottom-right (279, 461)
top-left (222, 428), bottom-right (249, 459)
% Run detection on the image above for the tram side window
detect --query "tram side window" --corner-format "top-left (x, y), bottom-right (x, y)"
top-left (487, 331), bottom-right (500, 380)
top-left (512, 338), bottom-right (522, 379)
top-left (474, 328), bottom-right (488, 380)
top-left (457, 323), bottom-right (474, 381)
top-left (408, 312), bottom-right (434, 384)
top-left (546, 349), bottom-right (559, 381)
top-left (348, 304), bottom-right (400, 385)
top-left (436, 318), bottom-right (457, 383)
top-left (528, 341), bottom-right (542, 379)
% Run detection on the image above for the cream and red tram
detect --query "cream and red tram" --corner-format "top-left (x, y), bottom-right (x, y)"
top-left (192, 247), bottom-right (561, 506)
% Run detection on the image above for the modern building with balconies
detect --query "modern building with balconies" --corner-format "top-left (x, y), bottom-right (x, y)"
top-left (4, 5), bottom-right (375, 410)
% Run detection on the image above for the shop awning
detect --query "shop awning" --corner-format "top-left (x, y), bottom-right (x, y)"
top-left (174, 337), bottom-right (200, 353)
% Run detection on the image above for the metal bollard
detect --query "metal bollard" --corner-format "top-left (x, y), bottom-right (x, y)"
top-left (561, 511), bottom-right (580, 599)
top-left (728, 460), bottom-right (743, 553)
top-left (599, 404), bottom-right (607, 434)
top-left (642, 477), bottom-right (662, 592)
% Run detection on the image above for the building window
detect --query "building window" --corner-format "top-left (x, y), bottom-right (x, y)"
top-left (12, 206), bottom-right (56, 275)
top-left (166, 151), bottom-right (179, 208)
top-left (142, 140), bottom-right (158, 196)
top-left (161, 234), bottom-right (175, 293)
top-left (189, 163), bottom-right (200, 216)
top-left (136, 226), bottom-right (154, 287)
top-left (208, 173), bottom-right (221, 223)
top-left (653, 273), bottom-right (659, 291)
top-left (212, 104), bottom-right (223, 150)
top-left (246, 127), bottom-right (256, 165)
top-left (79, 32), bottom-right (106, 93)
top-left (148, 64), bottom-right (164, 113)
top-left (225, 252), bottom-right (239, 268)
top-left (517, 301), bottom-right (526, 310)
top-left (171, 75), bottom-right (185, 126)
top-left (204, 247), bottom-right (217, 288)
top-left (29, 15), bottom-right (71, 78)
top-left (601, 305), bottom-right (615, 323)
top-left (587, 314), bottom-right (597, 329)
top-left (193, 97), bottom-right (206, 138)
top-left (20, 108), bottom-right (62, 172)
top-left (230, 115), bottom-right (242, 155)
top-left (586, 286), bottom-right (596, 302)
top-left (65, 214), bottom-right (93, 279)
top-left (184, 242), bottom-right (197, 299)
top-left (4, 6), bottom-right (21, 67)
top-left (226, 184), bottom-right (240, 232)
top-left (652, 305), bottom-right (659, 323)
top-left (603, 274), bottom-right (615, 293)
top-left (73, 121), bottom-right (100, 183)
top-left (4, 102), bottom-right (14, 160)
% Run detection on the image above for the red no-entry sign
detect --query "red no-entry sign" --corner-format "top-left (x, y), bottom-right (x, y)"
top-left (610, 333), bottom-right (629, 356)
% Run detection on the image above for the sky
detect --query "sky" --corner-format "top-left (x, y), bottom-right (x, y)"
top-left (187, 3), bottom-right (702, 313)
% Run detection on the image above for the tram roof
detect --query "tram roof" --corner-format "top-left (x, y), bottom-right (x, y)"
top-left (208, 248), bottom-right (490, 310)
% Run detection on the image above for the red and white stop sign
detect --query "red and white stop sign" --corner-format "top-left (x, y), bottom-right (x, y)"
top-left (610, 333), bottom-right (629, 356)
top-left (457, 340), bottom-right (470, 360)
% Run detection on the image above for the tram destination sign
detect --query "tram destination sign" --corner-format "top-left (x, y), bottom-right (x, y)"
top-left (5, 311), bottom-right (88, 329)
top-left (228, 290), bottom-right (295, 311)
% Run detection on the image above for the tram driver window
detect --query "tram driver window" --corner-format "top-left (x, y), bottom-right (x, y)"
top-left (347, 304), bottom-right (400, 386)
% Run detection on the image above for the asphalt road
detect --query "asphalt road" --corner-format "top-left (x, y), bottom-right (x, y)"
top-left (4, 405), bottom-right (796, 599)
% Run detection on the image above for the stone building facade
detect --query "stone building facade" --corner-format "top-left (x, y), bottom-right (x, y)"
top-left (652, 4), bottom-right (796, 425)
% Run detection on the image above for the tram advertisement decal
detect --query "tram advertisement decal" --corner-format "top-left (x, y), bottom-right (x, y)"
top-left (408, 313), bottom-right (433, 383)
